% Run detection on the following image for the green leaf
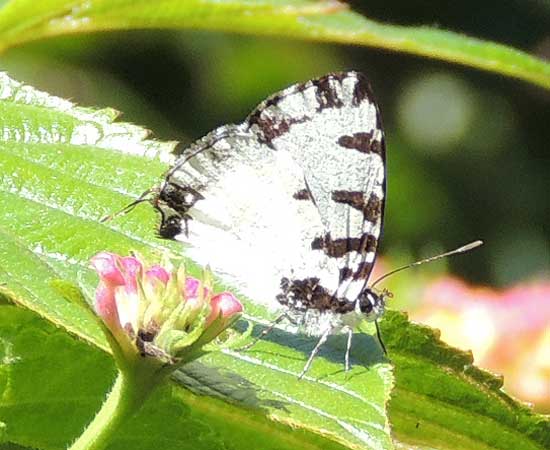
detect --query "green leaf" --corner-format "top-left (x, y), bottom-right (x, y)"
top-left (382, 311), bottom-right (550, 450)
top-left (49, 279), bottom-right (92, 312)
top-left (0, 1), bottom-right (548, 89)
top-left (0, 305), bottom-right (352, 450)
top-left (0, 73), bottom-right (393, 449)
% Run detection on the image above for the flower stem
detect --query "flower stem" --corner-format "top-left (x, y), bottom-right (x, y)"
top-left (68, 365), bottom-right (160, 450)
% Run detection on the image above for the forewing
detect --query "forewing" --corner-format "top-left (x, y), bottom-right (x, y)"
top-left (247, 72), bottom-right (386, 299)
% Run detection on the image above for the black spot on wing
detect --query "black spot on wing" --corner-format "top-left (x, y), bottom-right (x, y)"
top-left (353, 261), bottom-right (375, 280)
top-left (247, 72), bottom-right (376, 147)
top-left (277, 277), bottom-right (355, 314)
top-left (248, 112), bottom-right (307, 148)
top-left (311, 233), bottom-right (378, 258)
top-left (331, 190), bottom-right (364, 210)
top-left (293, 189), bottom-right (312, 201)
top-left (249, 114), bottom-right (286, 147)
top-left (339, 267), bottom-right (353, 282)
top-left (337, 132), bottom-right (382, 155)
top-left (331, 191), bottom-right (383, 224)
top-left (311, 75), bottom-right (344, 110)
top-left (351, 73), bottom-right (376, 106)
top-left (364, 193), bottom-right (383, 223)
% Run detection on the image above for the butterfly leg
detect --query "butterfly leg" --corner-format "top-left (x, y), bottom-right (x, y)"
top-left (238, 313), bottom-right (288, 351)
top-left (345, 328), bottom-right (353, 372)
top-left (299, 327), bottom-right (331, 379)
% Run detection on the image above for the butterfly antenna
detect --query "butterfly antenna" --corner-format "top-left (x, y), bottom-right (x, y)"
top-left (100, 188), bottom-right (155, 223)
top-left (371, 240), bottom-right (483, 288)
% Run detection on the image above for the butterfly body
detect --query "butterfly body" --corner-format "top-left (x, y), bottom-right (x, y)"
top-left (154, 72), bottom-right (387, 360)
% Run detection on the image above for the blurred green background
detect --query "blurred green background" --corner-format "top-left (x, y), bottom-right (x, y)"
top-left (1, 0), bottom-right (548, 406)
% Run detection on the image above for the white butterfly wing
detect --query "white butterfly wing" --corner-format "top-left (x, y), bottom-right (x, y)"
top-left (246, 72), bottom-right (386, 299)
top-left (159, 127), bottom-right (337, 311)
top-left (155, 72), bottom-right (385, 312)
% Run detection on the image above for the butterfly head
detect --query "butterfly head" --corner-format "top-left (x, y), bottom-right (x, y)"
top-left (156, 207), bottom-right (184, 239)
top-left (153, 180), bottom-right (204, 239)
top-left (357, 287), bottom-right (391, 321)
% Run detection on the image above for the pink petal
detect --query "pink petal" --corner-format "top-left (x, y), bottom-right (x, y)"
top-left (90, 252), bottom-right (124, 286)
top-left (207, 292), bottom-right (243, 325)
top-left (119, 256), bottom-right (142, 294)
top-left (146, 265), bottom-right (170, 285)
top-left (184, 277), bottom-right (211, 302)
top-left (91, 253), bottom-right (143, 329)
top-left (185, 277), bottom-right (201, 299)
top-left (120, 256), bottom-right (142, 274)
top-left (94, 282), bottom-right (121, 330)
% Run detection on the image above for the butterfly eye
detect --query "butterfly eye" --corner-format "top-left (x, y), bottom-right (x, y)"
top-left (358, 289), bottom-right (379, 314)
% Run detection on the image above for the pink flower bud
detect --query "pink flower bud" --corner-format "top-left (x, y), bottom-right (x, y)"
top-left (94, 282), bottom-right (120, 331)
top-left (184, 277), bottom-right (211, 303)
top-left (90, 252), bottom-right (142, 332)
top-left (145, 266), bottom-right (170, 285)
top-left (184, 277), bottom-right (200, 299)
top-left (207, 292), bottom-right (243, 326)
top-left (90, 252), bottom-right (124, 285)
top-left (91, 251), bottom-right (243, 363)
top-left (91, 253), bottom-right (124, 329)
top-left (119, 256), bottom-right (142, 294)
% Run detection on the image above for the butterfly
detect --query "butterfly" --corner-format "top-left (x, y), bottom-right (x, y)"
top-left (153, 71), bottom-right (389, 376)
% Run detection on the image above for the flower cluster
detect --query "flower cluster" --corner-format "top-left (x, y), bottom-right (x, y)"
top-left (91, 252), bottom-right (242, 364)
top-left (412, 276), bottom-right (550, 409)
